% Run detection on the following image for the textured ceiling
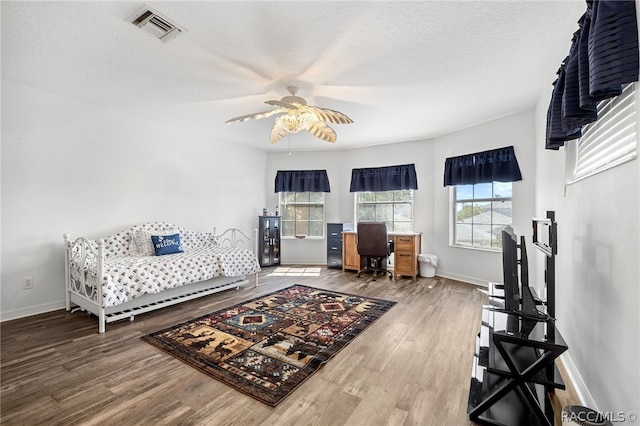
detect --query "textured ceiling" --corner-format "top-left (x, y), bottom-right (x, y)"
top-left (1, 1), bottom-right (585, 152)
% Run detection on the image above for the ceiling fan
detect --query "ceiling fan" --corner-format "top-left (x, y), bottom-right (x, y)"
top-left (225, 86), bottom-right (353, 144)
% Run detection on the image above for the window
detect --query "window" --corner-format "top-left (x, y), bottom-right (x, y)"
top-left (279, 192), bottom-right (325, 238)
top-left (356, 190), bottom-right (413, 232)
top-left (453, 181), bottom-right (512, 250)
top-left (567, 82), bottom-right (637, 184)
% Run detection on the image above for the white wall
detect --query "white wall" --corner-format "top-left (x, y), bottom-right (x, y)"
top-left (265, 110), bottom-right (537, 288)
top-left (534, 87), bottom-right (640, 416)
top-left (432, 111), bottom-right (537, 286)
top-left (1, 80), bottom-right (267, 321)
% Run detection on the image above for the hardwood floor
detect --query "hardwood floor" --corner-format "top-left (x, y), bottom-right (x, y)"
top-left (1, 266), bottom-right (577, 425)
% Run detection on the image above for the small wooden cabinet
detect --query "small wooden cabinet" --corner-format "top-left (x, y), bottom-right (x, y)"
top-left (342, 231), bottom-right (422, 280)
top-left (342, 232), bottom-right (365, 272)
top-left (258, 216), bottom-right (281, 267)
top-left (392, 233), bottom-right (422, 280)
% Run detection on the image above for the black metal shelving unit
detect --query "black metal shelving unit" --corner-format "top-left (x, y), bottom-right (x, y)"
top-left (467, 211), bottom-right (566, 425)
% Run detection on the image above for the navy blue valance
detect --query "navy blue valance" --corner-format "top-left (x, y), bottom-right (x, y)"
top-left (443, 146), bottom-right (522, 186)
top-left (546, 0), bottom-right (639, 149)
top-left (274, 170), bottom-right (330, 193)
top-left (349, 164), bottom-right (418, 192)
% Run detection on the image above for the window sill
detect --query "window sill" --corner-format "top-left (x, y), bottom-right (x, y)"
top-left (450, 244), bottom-right (500, 253)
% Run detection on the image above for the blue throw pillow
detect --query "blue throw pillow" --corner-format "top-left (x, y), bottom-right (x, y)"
top-left (151, 233), bottom-right (184, 256)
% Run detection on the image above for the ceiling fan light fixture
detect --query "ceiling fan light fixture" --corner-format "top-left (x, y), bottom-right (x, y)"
top-left (226, 86), bottom-right (353, 144)
top-left (275, 113), bottom-right (311, 133)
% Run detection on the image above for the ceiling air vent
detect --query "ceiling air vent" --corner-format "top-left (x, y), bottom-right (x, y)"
top-left (129, 6), bottom-right (184, 42)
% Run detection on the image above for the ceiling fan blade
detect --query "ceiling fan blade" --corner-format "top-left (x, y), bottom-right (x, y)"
top-left (270, 121), bottom-right (289, 144)
top-left (265, 100), bottom-right (297, 109)
top-left (306, 106), bottom-right (354, 124)
top-left (225, 108), bottom-right (285, 123)
top-left (306, 120), bottom-right (337, 143)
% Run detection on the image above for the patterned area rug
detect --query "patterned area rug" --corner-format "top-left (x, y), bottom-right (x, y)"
top-left (141, 284), bottom-right (396, 406)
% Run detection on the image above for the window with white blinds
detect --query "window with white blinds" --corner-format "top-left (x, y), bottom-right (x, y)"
top-left (567, 83), bottom-right (637, 184)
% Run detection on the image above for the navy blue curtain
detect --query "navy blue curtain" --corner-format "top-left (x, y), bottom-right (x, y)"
top-left (274, 170), bottom-right (330, 192)
top-left (546, 0), bottom-right (639, 149)
top-left (443, 146), bottom-right (522, 186)
top-left (349, 164), bottom-right (418, 192)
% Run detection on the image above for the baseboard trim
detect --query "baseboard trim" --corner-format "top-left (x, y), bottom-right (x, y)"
top-left (1, 300), bottom-right (65, 323)
top-left (435, 270), bottom-right (489, 287)
top-left (559, 352), bottom-right (597, 410)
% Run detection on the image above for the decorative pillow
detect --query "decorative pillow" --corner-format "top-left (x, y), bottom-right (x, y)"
top-left (151, 233), bottom-right (184, 256)
top-left (129, 229), bottom-right (155, 257)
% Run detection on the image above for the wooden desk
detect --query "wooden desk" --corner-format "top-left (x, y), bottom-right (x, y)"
top-left (342, 231), bottom-right (422, 280)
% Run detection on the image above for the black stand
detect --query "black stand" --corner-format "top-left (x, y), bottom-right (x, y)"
top-left (468, 211), bottom-right (566, 425)
top-left (532, 211), bottom-right (558, 319)
top-left (467, 307), bottom-right (568, 425)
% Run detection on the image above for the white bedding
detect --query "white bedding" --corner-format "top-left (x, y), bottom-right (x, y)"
top-left (101, 246), bottom-right (260, 307)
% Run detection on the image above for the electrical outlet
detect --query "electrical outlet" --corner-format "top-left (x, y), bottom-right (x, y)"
top-left (23, 277), bottom-right (34, 290)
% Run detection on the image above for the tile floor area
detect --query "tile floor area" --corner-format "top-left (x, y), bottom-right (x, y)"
top-left (267, 267), bottom-right (322, 277)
